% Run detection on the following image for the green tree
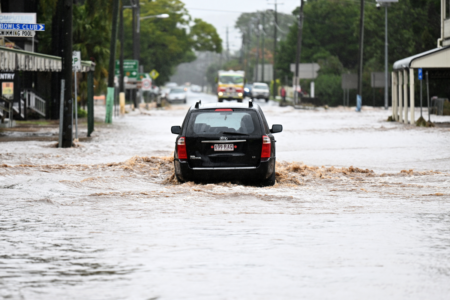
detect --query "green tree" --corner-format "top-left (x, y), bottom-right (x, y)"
top-left (124, 0), bottom-right (222, 85)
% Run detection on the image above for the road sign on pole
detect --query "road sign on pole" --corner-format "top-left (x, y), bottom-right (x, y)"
top-left (149, 69), bottom-right (159, 80)
top-left (115, 60), bottom-right (138, 79)
top-left (72, 51), bottom-right (81, 71)
top-left (0, 13), bottom-right (36, 24)
top-left (0, 23), bottom-right (45, 31)
top-left (0, 30), bottom-right (35, 37)
top-left (142, 78), bottom-right (152, 91)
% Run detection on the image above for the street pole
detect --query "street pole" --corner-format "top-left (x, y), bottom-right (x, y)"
top-left (120, 7), bottom-right (125, 94)
top-left (357, 0), bottom-right (365, 111)
top-left (294, 0), bottom-right (304, 106)
top-left (61, 0), bottom-right (73, 148)
top-left (255, 19), bottom-right (260, 82)
top-left (384, 4), bottom-right (388, 110)
top-left (261, 13), bottom-right (265, 82)
top-left (106, 0), bottom-right (119, 124)
top-left (226, 27), bottom-right (229, 62)
top-left (246, 24), bottom-right (251, 82)
top-left (273, 2), bottom-right (278, 99)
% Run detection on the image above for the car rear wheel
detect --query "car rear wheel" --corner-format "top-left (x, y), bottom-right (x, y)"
top-left (218, 98), bottom-right (223, 102)
top-left (261, 165), bottom-right (276, 187)
top-left (265, 98), bottom-right (269, 103)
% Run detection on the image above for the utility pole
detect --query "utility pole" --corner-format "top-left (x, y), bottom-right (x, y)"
top-left (261, 12), bottom-right (265, 82)
top-left (61, 0), bottom-right (73, 148)
top-left (120, 6), bottom-right (125, 94)
top-left (255, 18), bottom-right (260, 82)
top-left (245, 24), bottom-right (251, 81)
top-left (226, 26), bottom-right (230, 62)
top-left (357, 0), bottom-right (365, 110)
top-left (294, 0), bottom-right (304, 105)
top-left (106, 0), bottom-right (119, 124)
top-left (273, 1), bottom-right (278, 99)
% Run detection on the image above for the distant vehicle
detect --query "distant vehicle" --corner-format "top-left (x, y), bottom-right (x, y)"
top-left (165, 82), bottom-right (177, 88)
top-left (191, 85), bottom-right (202, 93)
top-left (244, 84), bottom-right (252, 98)
top-left (217, 70), bottom-right (245, 103)
top-left (251, 82), bottom-right (270, 102)
top-left (170, 101), bottom-right (283, 186)
top-left (167, 87), bottom-right (187, 104)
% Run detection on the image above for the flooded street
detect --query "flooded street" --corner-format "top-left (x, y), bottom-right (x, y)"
top-left (1, 93), bottom-right (450, 299)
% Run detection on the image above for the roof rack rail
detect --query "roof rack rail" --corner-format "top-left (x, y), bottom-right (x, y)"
top-left (248, 99), bottom-right (253, 108)
top-left (195, 100), bottom-right (201, 108)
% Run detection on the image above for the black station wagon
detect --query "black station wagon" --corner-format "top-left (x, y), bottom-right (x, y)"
top-left (171, 100), bottom-right (283, 186)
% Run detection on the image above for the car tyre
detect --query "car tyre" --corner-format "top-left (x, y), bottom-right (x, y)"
top-left (175, 173), bottom-right (185, 183)
top-left (183, 98), bottom-right (187, 104)
top-left (261, 165), bottom-right (276, 187)
top-left (218, 98), bottom-right (223, 103)
top-left (237, 99), bottom-right (243, 103)
top-left (265, 98), bottom-right (269, 103)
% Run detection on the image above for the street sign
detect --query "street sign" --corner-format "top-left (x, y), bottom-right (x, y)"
top-left (0, 13), bottom-right (36, 24)
top-left (72, 51), bottom-right (81, 71)
top-left (418, 68), bottom-right (423, 80)
top-left (137, 73), bottom-right (150, 81)
top-left (341, 74), bottom-right (358, 89)
top-left (290, 63), bottom-right (320, 79)
top-left (115, 60), bottom-right (139, 79)
top-left (0, 23), bottom-right (45, 31)
top-left (149, 69), bottom-right (159, 80)
top-left (142, 78), bottom-right (152, 91)
top-left (0, 30), bottom-right (35, 37)
top-left (371, 72), bottom-right (390, 88)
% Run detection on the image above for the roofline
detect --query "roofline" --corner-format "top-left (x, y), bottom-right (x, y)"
top-left (393, 46), bottom-right (450, 70)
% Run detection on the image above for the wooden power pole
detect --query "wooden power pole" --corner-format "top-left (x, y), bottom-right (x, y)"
top-left (61, 0), bottom-right (73, 148)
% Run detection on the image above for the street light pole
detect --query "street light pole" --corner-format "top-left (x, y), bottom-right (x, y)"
top-left (294, 0), bottom-right (304, 106)
top-left (384, 4), bottom-right (388, 110)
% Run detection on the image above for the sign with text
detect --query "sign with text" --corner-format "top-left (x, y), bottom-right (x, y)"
top-left (0, 30), bottom-right (35, 37)
top-left (290, 63), bottom-right (320, 79)
top-left (0, 13), bottom-right (36, 24)
top-left (72, 51), bottom-right (81, 71)
top-left (341, 74), bottom-right (358, 90)
top-left (115, 60), bottom-right (139, 79)
top-left (0, 23), bottom-right (45, 31)
top-left (2, 82), bottom-right (14, 100)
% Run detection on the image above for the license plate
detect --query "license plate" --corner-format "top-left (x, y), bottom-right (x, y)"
top-left (214, 144), bottom-right (234, 151)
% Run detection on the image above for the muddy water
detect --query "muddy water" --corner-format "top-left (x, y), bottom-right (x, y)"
top-left (1, 101), bottom-right (450, 299)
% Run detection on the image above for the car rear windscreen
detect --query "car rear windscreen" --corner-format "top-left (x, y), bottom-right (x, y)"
top-left (187, 110), bottom-right (261, 136)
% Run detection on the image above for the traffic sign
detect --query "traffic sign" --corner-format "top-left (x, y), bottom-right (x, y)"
top-left (149, 69), bottom-right (159, 80)
top-left (137, 73), bottom-right (150, 81)
top-left (72, 51), bottom-right (81, 71)
top-left (142, 78), bottom-right (152, 91)
top-left (0, 23), bottom-right (45, 31)
top-left (0, 13), bottom-right (36, 24)
top-left (115, 60), bottom-right (138, 79)
top-left (418, 68), bottom-right (423, 80)
top-left (0, 30), bottom-right (35, 37)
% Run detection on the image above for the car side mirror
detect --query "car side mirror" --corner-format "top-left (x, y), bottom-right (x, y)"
top-left (171, 126), bottom-right (181, 134)
top-left (270, 124), bottom-right (283, 133)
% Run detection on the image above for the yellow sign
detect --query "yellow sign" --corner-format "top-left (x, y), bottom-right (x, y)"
top-left (2, 82), bottom-right (14, 99)
top-left (149, 69), bottom-right (159, 80)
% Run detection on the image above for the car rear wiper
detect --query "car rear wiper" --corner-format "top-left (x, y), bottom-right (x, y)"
top-left (222, 131), bottom-right (248, 136)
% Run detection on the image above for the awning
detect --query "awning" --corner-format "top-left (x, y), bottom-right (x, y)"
top-left (393, 46), bottom-right (450, 70)
top-left (0, 46), bottom-right (95, 72)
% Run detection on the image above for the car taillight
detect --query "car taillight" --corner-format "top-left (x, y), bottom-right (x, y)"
top-left (177, 137), bottom-right (187, 160)
top-left (261, 135), bottom-right (271, 159)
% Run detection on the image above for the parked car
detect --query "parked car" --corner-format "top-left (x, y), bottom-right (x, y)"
top-left (167, 87), bottom-right (187, 103)
top-left (171, 101), bottom-right (283, 186)
top-left (191, 85), bottom-right (202, 93)
top-left (251, 82), bottom-right (270, 102)
top-left (165, 82), bottom-right (178, 88)
top-left (244, 84), bottom-right (253, 98)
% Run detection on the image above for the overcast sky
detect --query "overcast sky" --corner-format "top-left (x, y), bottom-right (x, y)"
top-left (182, 0), bottom-right (300, 52)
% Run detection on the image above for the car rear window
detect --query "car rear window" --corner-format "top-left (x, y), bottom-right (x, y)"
top-left (187, 110), bottom-right (261, 136)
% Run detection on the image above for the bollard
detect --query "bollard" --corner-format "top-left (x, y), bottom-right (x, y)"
top-left (119, 92), bottom-right (125, 115)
